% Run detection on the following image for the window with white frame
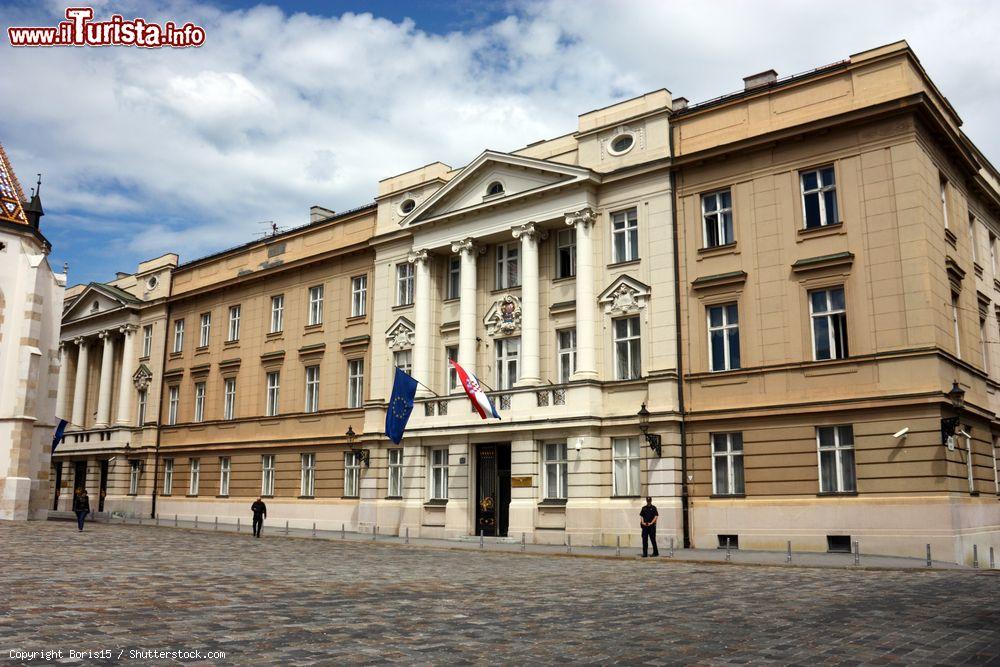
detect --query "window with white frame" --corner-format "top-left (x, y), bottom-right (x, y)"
top-left (344, 451), bottom-right (360, 497)
top-left (430, 448), bottom-right (449, 499)
top-left (445, 346), bottom-right (458, 391)
top-left (172, 319), bottom-right (184, 353)
top-left (708, 303), bottom-right (740, 371)
top-left (940, 173), bottom-right (949, 228)
top-left (388, 448), bottom-right (403, 497)
top-left (496, 242), bottom-right (520, 289)
top-left (199, 312), bottom-right (211, 347)
top-left (809, 288), bottom-right (848, 361)
top-left (612, 437), bottom-right (641, 497)
top-left (261, 455), bottom-right (275, 496)
top-left (981, 315), bottom-right (989, 373)
top-left (162, 458), bottom-right (173, 495)
top-left (951, 293), bottom-right (962, 359)
top-left (348, 359), bottom-right (364, 408)
top-left (613, 316), bottom-right (641, 380)
top-left (557, 329), bottom-right (576, 383)
top-left (556, 228), bottom-right (576, 278)
top-left (308, 285), bottom-right (324, 326)
top-left (702, 189), bottom-right (734, 248)
top-left (817, 425), bottom-right (856, 493)
top-left (304, 365), bottom-right (320, 413)
top-left (396, 263), bottom-right (414, 306)
top-left (611, 208), bottom-right (639, 263)
top-left (270, 294), bottom-right (284, 333)
top-left (189, 458), bottom-right (200, 495)
top-left (970, 215), bottom-right (978, 263)
top-left (351, 275), bottom-right (367, 317)
top-left (447, 255), bottom-right (461, 299)
top-left (219, 457), bottom-right (231, 496)
top-left (137, 389), bottom-right (147, 426)
top-left (228, 305), bottom-right (241, 342)
top-left (801, 166), bottom-right (838, 229)
top-left (193, 382), bottom-right (206, 422)
top-left (712, 432), bottom-right (745, 496)
top-left (223, 377), bottom-right (236, 420)
top-left (543, 442), bottom-right (568, 499)
top-left (393, 349), bottom-right (412, 376)
top-left (167, 386), bottom-right (179, 425)
top-left (265, 371), bottom-right (280, 416)
top-left (300, 453), bottom-right (315, 497)
top-left (495, 337), bottom-right (520, 390)
top-left (129, 460), bottom-right (141, 495)
top-left (142, 324), bottom-right (153, 357)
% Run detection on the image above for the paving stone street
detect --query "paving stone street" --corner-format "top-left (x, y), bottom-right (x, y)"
top-left (2, 521), bottom-right (999, 666)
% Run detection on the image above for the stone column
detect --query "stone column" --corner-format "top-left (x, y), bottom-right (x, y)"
top-left (71, 338), bottom-right (89, 427)
top-left (94, 330), bottom-right (116, 428)
top-left (566, 208), bottom-right (598, 380)
top-left (55, 342), bottom-right (71, 420)
top-left (408, 250), bottom-right (432, 396)
top-left (451, 238), bottom-right (479, 370)
top-left (115, 325), bottom-right (138, 426)
top-left (512, 222), bottom-right (545, 386)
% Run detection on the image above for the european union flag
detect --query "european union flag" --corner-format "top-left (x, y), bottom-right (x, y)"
top-left (52, 418), bottom-right (68, 454)
top-left (385, 367), bottom-right (418, 444)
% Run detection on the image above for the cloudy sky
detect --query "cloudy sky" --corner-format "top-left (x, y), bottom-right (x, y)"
top-left (2, 0), bottom-right (998, 286)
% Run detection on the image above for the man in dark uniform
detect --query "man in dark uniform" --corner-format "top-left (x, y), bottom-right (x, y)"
top-left (251, 497), bottom-right (267, 538)
top-left (639, 496), bottom-right (659, 557)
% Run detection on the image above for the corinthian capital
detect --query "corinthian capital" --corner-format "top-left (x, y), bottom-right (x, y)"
top-left (406, 249), bottom-right (430, 265)
top-left (98, 329), bottom-right (114, 340)
top-left (450, 238), bottom-right (479, 255)
top-left (511, 222), bottom-right (548, 242)
top-left (565, 207), bottom-right (596, 228)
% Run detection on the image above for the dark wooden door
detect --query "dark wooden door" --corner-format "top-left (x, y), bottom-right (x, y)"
top-left (98, 460), bottom-right (109, 512)
top-left (73, 461), bottom-right (87, 494)
top-left (475, 444), bottom-right (511, 537)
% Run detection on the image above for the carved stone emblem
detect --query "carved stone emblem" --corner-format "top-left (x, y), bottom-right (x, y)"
top-left (484, 294), bottom-right (522, 337)
top-left (599, 275), bottom-right (650, 315)
top-left (132, 364), bottom-right (153, 391)
top-left (385, 317), bottom-right (415, 350)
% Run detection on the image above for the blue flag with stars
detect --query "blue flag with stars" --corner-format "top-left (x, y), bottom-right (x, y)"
top-left (385, 367), bottom-right (418, 444)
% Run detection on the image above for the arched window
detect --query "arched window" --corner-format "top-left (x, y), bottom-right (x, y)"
top-left (486, 181), bottom-right (505, 197)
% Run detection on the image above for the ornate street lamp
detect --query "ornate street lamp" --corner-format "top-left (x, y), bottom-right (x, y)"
top-left (941, 381), bottom-right (966, 448)
top-left (947, 381), bottom-right (965, 411)
top-left (637, 403), bottom-right (662, 457)
top-left (347, 425), bottom-right (370, 467)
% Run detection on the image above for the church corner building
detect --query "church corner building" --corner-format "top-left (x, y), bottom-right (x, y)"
top-left (42, 40), bottom-right (1000, 564)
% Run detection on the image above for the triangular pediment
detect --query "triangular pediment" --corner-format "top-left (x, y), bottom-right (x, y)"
top-left (598, 275), bottom-right (651, 316)
top-left (402, 150), bottom-right (595, 227)
top-left (385, 316), bottom-right (415, 350)
top-left (62, 282), bottom-right (140, 323)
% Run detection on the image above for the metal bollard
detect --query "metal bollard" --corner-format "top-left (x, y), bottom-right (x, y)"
top-left (236, 517), bottom-right (240, 532)
top-left (155, 514), bottom-right (159, 526)
top-left (990, 546), bottom-right (995, 570)
top-left (405, 527), bottom-right (410, 545)
top-left (195, 515), bottom-right (198, 529)
top-left (973, 545), bottom-right (979, 569)
top-left (285, 520), bottom-right (289, 535)
top-left (853, 540), bottom-right (860, 565)
top-left (174, 513), bottom-right (178, 527)
top-left (616, 535), bottom-right (621, 557)
top-left (786, 540), bottom-right (792, 563)
top-left (480, 530), bottom-right (484, 549)
top-left (926, 543), bottom-right (932, 567)
top-left (214, 516), bottom-right (218, 532)
top-left (342, 523), bottom-right (345, 540)
top-left (725, 537), bottom-right (731, 561)
top-left (373, 525), bottom-right (377, 541)
top-left (138, 516), bottom-right (141, 525)
top-left (669, 537), bottom-right (674, 558)
top-left (567, 534), bottom-right (572, 554)
top-left (521, 532), bottom-right (525, 552)
top-left (312, 522), bottom-right (316, 537)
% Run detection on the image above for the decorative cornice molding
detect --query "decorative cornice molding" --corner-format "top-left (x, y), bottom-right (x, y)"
top-left (565, 207), bottom-right (596, 229)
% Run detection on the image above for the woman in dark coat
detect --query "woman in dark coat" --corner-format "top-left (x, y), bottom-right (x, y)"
top-left (72, 489), bottom-right (90, 531)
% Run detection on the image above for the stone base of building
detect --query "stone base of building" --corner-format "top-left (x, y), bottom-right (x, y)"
top-left (0, 476), bottom-right (49, 521)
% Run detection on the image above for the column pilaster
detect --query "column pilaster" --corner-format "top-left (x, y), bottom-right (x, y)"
top-left (94, 329), bottom-right (116, 428)
top-left (512, 222), bottom-right (545, 386)
top-left (115, 324), bottom-right (138, 426)
top-left (55, 342), bottom-right (71, 420)
top-left (408, 250), bottom-right (432, 396)
top-left (71, 338), bottom-right (89, 427)
top-left (451, 238), bottom-right (480, 371)
top-left (566, 208), bottom-right (598, 380)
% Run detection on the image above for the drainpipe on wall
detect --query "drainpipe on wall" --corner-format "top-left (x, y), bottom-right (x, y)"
top-left (149, 277), bottom-right (173, 520)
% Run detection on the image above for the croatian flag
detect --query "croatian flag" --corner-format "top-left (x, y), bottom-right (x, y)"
top-left (450, 360), bottom-right (500, 420)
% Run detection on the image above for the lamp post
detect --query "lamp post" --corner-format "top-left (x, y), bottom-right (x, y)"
top-left (637, 403), bottom-right (662, 457)
top-left (941, 381), bottom-right (965, 449)
top-left (347, 425), bottom-right (370, 467)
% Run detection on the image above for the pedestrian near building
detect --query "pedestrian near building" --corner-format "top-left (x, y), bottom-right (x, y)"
top-left (251, 497), bottom-right (267, 538)
top-left (639, 496), bottom-right (659, 557)
top-left (73, 489), bottom-right (90, 532)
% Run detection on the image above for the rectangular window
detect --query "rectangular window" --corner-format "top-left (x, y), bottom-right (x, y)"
top-left (219, 457), bottom-right (231, 496)
top-left (991, 233), bottom-right (998, 277)
top-left (348, 359), bottom-right (364, 408)
top-left (817, 425), bottom-right (856, 493)
top-left (611, 208), bottom-right (639, 263)
top-left (199, 312), bottom-right (211, 347)
top-left (981, 315), bottom-right (989, 372)
top-left (261, 455), bottom-right (275, 496)
top-left (496, 242), bottom-right (520, 289)
top-left (801, 166), bottom-right (838, 229)
top-left (167, 386), bottom-right (179, 425)
top-left (612, 437), bottom-right (641, 497)
top-left (495, 337), bottom-right (520, 390)
top-left (308, 285), bottom-right (324, 325)
top-left (388, 448), bottom-right (403, 497)
top-left (708, 303), bottom-right (740, 371)
top-left (351, 275), bottom-right (367, 317)
top-left (940, 174), bottom-right (949, 229)
top-left (300, 453), bottom-right (315, 497)
top-left (557, 329), bottom-right (577, 383)
top-left (188, 458), bottom-right (200, 496)
top-left (396, 263), bottom-right (414, 306)
top-left (266, 371), bottom-right (280, 416)
top-left (193, 382), bottom-right (206, 422)
top-left (951, 293), bottom-right (962, 359)
top-left (810, 288), bottom-right (848, 361)
top-left (447, 255), bottom-right (461, 299)
top-left (142, 324), bottom-right (153, 357)
top-left (711, 432), bottom-right (745, 496)
top-left (270, 294), bottom-right (284, 333)
top-left (543, 442), bottom-right (568, 499)
top-left (445, 346), bottom-right (458, 391)
top-left (137, 389), bottom-right (147, 426)
top-left (614, 316), bottom-right (641, 380)
top-left (129, 460), bottom-right (141, 495)
top-left (344, 451), bottom-right (360, 497)
top-left (228, 305), bottom-right (241, 342)
top-left (394, 349), bottom-right (412, 375)
top-left (162, 458), bottom-right (173, 495)
top-left (430, 448), bottom-right (449, 499)
top-left (304, 365), bottom-right (320, 413)
top-left (223, 378), bottom-right (236, 420)
top-left (556, 228), bottom-right (576, 278)
top-left (702, 189), bottom-right (734, 248)
top-left (172, 319), bottom-right (184, 353)
top-left (970, 215), bottom-right (978, 263)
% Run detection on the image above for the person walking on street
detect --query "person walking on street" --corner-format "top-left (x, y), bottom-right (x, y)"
top-left (639, 496), bottom-right (659, 557)
top-left (73, 489), bottom-right (91, 532)
top-left (251, 497), bottom-right (267, 538)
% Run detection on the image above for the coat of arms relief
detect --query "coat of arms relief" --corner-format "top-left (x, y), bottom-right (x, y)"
top-left (484, 294), bottom-right (522, 337)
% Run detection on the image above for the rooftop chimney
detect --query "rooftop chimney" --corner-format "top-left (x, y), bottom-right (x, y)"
top-left (671, 97), bottom-right (689, 111)
top-left (743, 69), bottom-right (778, 91)
top-left (310, 205), bottom-right (336, 223)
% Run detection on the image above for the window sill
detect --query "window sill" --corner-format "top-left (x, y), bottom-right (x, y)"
top-left (392, 303), bottom-right (414, 311)
top-left (945, 228), bottom-right (958, 248)
top-left (385, 495), bottom-right (403, 500)
top-left (298, 495), bottom-right (315, 500)
top-left (697, 242), bottom-right (738, 259)
top-left (168, 351), bottom-right (182, 359)
top-left (185, 494), bottom-right (198, 498)
top-left (607, 259), bottom-right (640, 270)
top-left (216, 495), bottom-right (229, 499)
top-left (710, 494), bottom-right (746, 499)
top-left (266, 331), bottom-right (283, 339)
top-left (612, 495), bottom-right (642, 499)
top-left (797, 221), bottom-right (845, 241)
top-left (161, 493), bottom-right (172, 497)
top-left (261, 495), bottom-right (274, 499)
top-left (538, 498), bottom-right (567, 507)
top-left (816, 491), bottom-right (858, 497)
top-left (195, 345), bottom-right (208, 352)
top-left (224, 339), bottom-right (239, 346)
top-left (424, 499), bottom-right (448, 507)
top-left (346, 314), bottom-right (367, 322)
top-left (341, 496), bottom-right (359, 500)
top-left (304, 323), bottom-right (323, 332)
top-left (443, 297), bottom-right (460, 304)
top-left (490, 286), bottom-right (521, 295)
top-left (138, 355), bottom-right (150, 362)
top-left (974, 262), bottom-right (985, 278)
top-left (551, 275), bottom-right (576, 284)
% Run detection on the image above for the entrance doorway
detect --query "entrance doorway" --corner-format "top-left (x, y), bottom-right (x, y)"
top-left (73, 460), bottom-right (87, 495)
top-left (475, 443), bottom-right (511, 537)
top-left (98, 460), bottom-right (109, 512)
top-left (52, 462), bottom-right (62, 510)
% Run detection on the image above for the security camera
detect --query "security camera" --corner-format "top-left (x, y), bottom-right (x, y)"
top-left (893, 427), bottom-right (909, 439)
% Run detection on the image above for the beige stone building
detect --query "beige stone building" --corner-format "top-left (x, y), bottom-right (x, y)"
top-left (673, 41), bottom-right (1000, 563)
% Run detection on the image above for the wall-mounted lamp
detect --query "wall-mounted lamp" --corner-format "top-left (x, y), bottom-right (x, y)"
top-left (637, 403), bottom-right (662, 457)
top-left (346, 425), bottom-right (370, 467)
top-left (941, 381), bottom-right (966, 449)
top-left (575, 438), bottom-right (583, 452)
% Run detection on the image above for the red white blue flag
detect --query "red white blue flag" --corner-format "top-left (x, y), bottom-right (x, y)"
top-left (450, 360), bottom-right (500, 420)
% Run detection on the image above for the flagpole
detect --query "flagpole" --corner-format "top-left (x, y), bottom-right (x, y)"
top-left (412, 377), bottom-right (441, 398)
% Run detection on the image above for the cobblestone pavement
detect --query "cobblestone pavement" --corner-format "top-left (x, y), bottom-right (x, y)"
top-left (2, 522), bottom-right (999, 666)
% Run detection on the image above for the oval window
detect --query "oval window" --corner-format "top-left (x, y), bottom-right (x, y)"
top-left (399, 198), bottom-right (416, 215)
top-left (146, 276), bottom-right (158, 290)
top-left (609, 133), bottom-right (635, 155)
top-left (486, 181), bottom-right (505, 196)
